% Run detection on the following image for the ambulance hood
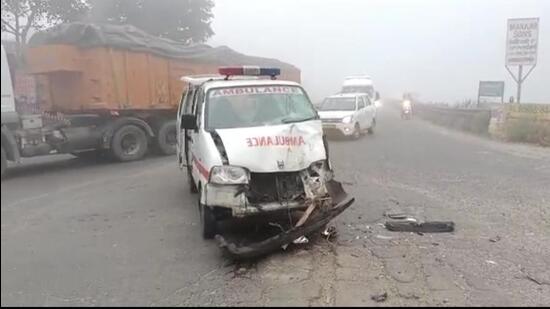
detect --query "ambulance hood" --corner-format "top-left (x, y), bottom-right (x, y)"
top-left (215, 120), bottom-right (326, 173)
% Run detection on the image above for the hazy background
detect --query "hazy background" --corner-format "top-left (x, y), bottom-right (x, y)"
top-left (210, 0), bottom-right (549, 103)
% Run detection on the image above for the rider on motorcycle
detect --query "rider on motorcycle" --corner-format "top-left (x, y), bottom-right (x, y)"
top-left (402, 93), bottom-right (413, 118)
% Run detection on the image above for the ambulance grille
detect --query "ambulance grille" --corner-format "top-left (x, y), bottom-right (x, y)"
top-left (247, 172), bottom-right (305, 204)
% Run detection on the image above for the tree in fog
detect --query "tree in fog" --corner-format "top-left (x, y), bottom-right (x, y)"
top-left (88, 0), bottom-right (214, 44)
top-left (1, 0), bottom-right (88, 57)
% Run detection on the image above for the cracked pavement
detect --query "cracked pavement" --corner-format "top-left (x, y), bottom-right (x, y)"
top-left (2, 105), bottom-right (549, 306)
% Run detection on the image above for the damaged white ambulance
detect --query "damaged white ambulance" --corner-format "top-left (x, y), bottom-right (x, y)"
top-left (177, 67), bottom-right (354, 258)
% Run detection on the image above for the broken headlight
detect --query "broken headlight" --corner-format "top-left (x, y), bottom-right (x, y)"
top-left (308, 160), bottom-right (333, 180)
top-left (209, 166), bottom-right (249, 185)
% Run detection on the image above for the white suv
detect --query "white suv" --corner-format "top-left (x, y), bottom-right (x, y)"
top-left (317, 93), bottom-right (376, 139)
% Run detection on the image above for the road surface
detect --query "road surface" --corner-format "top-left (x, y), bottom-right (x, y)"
top-left (2, 104), bottom-right (549, 306)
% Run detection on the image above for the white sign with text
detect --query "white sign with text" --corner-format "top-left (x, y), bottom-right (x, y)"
top-left (506, 18), bottom-right (539, 66)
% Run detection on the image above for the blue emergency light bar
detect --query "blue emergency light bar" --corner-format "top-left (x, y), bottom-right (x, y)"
top-left (219, 66), bottom-right (281, 77)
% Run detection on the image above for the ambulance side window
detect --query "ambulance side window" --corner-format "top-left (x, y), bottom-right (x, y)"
top-left (195, 89), bottom-right (205, 128)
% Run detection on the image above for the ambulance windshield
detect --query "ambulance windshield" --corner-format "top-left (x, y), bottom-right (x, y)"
top-left (206, 85), bottom-right (318, 129)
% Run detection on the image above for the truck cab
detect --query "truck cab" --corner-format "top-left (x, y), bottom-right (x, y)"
top-left (177, 67), bottom-right (353, 243)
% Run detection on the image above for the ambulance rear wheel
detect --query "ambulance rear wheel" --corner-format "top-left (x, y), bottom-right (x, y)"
top-left (199, 188), bottom-right (216, 239)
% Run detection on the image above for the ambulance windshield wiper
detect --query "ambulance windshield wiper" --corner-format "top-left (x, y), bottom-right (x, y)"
top-left (281, 116), bottom-right (317, 124)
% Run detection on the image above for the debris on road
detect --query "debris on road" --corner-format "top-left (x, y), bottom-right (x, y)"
top-left (321, 225), bottom-right (337, 240)
top-left (524, 275), bottom-right (550, 286)
top-left (293, 236), bottom-right (309, 244)
top-left (389, 198), bottom-right (400, 205)
top-left (384, 212), bottom-right (408, 219)
top-left (485, 260), bottom-right (498, 265)
top-left (371, 292), bottom-right (388, 302)
top-left (236, 267), bottom-right (247, 276)
top-left (489, 236), bottom-right (501, 243)
top-left (385, 221), bottom-right (455, 233)
top-left (518, 268), bottom-right (550, 286)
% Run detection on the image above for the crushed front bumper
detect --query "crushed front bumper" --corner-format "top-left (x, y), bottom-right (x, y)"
top-left (204, 184), bottom-right (308, 217)
top-left (215, 180), bottom-right (354, 259)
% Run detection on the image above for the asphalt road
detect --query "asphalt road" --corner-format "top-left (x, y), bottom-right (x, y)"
top-left (2, 104), bottom-right (549, 306)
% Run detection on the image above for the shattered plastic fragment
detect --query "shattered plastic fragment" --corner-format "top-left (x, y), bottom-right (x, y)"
top-left (322, 225), bottom-right (337, 239)
top-left (293, 236), bottom-right (309, 244)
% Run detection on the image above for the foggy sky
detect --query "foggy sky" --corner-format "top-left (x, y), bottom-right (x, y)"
top-left (210, 0), bottom-right (549, 103)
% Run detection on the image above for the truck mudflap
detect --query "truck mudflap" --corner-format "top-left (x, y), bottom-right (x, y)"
top-left (215, 180), bottom-right (354, 260)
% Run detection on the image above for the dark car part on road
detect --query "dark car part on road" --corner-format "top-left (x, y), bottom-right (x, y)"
top-left (216, 180), bottom-right (354, 260)
top-left (371, 292), bottom-right (388, 302)
top-left (385, 221), bottom-right (455, 233)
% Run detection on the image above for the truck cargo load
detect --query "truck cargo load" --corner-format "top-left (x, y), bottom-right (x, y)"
top-left (26, 22), bottom-right (301, 112)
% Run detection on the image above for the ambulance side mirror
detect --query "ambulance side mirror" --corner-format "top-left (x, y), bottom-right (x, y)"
top-left (181, 114), bottom-right (197, 130)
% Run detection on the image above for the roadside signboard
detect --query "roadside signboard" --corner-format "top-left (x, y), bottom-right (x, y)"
top-left (505, 17), bottom-right (540, 103)
top-left (478, 81), bottom-right (505, 98)
top-left (506, 18), bottom-right (539, 66)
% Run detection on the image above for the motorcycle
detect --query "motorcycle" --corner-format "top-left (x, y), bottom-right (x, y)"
top-left (401, 100), bottom-right (412, 120)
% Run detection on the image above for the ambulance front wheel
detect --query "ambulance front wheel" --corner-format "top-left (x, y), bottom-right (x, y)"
top-left (187, 167), bottom-right (198, 193)
top-left (199, 188), bottom-right (217, 239)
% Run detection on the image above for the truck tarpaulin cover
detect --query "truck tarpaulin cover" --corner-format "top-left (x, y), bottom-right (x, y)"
top-left (28, 22), bottom-right (298, 70)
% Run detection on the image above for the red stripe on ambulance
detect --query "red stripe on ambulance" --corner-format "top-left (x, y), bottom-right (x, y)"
top-left (192, 155), bottom-right (210, 180)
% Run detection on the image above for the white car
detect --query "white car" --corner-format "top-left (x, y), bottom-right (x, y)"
top-left (317, 93), bottom-right (377, 139)
top-left (177, 66), bottom-right (354, 243)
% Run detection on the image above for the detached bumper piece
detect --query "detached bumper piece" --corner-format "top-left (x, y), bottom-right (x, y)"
top-left (215, 180), bottom-right (354, 260)
top-left (385, 221), bottom-right (455, 233)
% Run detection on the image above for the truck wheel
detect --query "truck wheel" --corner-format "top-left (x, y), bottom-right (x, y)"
top-left (368, 118), bottom-right (376, 134)
top-left (156, 120), bottom-right (177, 156)
top-left (1, 146), bottom-right (7, 179)
top-left (199, 188), bottom-right (216, 239)
top-left (111, 125), bottom-right (148, 162)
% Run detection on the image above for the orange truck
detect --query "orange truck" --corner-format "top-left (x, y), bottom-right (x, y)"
top-left (1, 23), bottom-right (300, 176)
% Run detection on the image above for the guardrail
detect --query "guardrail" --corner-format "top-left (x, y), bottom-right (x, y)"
top-left (413, 104), bottom-right (492, 135)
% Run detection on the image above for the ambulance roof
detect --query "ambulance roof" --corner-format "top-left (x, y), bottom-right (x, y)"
top-left (181, 75), bottom-right (301, 92)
